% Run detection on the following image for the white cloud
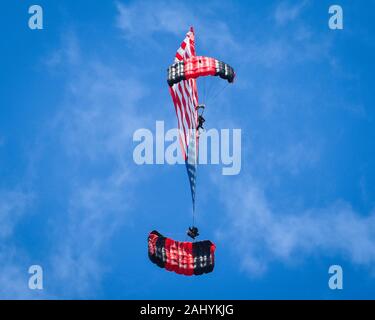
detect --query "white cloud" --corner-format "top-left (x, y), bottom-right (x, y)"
top-left (218, 177), bottom-right (375, 276)
top-left (0, 190), bottom-right (32, 239)
top-left (0, 261), bottom-right (32, 299)
top-left (274, 0), bottom-right (309, 26)
top-left (56, 62), bottom-right (146, 162)
top-left (115, 0), bottom-right (239, 53)
top-left (260, 142), bottom-right (321, 176)
top-left (45, 30), bottom-right (81, 68)
top-left (116, 1), bottom-right (189, 37)
top-left (51, 180), bottom-right (131, 296)
top-left (0, 191), bottom-right (43, 299)
top-left (42, 31), bottom-right (148, 297)
top-left (0, 247), bottom-right (52, 299)
top-left (244, 29), bottom-right (332, 70)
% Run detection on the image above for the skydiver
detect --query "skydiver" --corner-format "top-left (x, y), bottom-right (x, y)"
top-left (197, 115), bottom-right (205, 131)
top-left (187, 226), bottom-right (199, 240)
top-left (196, 104), bottom-right (206, 131)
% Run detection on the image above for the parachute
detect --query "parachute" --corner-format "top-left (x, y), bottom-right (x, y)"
top-left (148, 231), bottom-right (216, 276)
top-left (167, 56), bottom-right (235, 87)
top-left (147, 27), bottom-right (234, 276)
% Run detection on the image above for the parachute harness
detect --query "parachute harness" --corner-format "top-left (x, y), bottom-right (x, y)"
top-left (196, 105), bottom-right (206, 132)
top-left (187, 226), bottom-right (199, 240)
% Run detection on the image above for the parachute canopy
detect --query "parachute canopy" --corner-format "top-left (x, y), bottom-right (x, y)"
top-left (167, 56), bottom-right (235, 87)
top-left (148, 230), bottom-right (216, 276)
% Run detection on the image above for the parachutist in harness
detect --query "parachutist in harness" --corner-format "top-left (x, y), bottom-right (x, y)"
top-left (196, 104), bottom-right (206, 131)
top-left (197, 115), bottom-right (206, 130)
top-left (198, 115), bottom-right (205, 131)
top-left (187, 226), bottom-right (199, 240)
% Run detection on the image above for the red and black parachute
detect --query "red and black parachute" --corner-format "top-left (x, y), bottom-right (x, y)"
top-left (148, 231), bottom-right (216, 276)
top-left (167, 56), bottom-right (235, 87)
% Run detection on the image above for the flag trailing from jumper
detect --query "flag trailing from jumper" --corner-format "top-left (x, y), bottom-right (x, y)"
top-left (168, 27), bottom-right (199, 212)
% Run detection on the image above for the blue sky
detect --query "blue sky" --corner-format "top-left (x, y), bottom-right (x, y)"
top-left (1, 0), bottom-right (375, 299)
